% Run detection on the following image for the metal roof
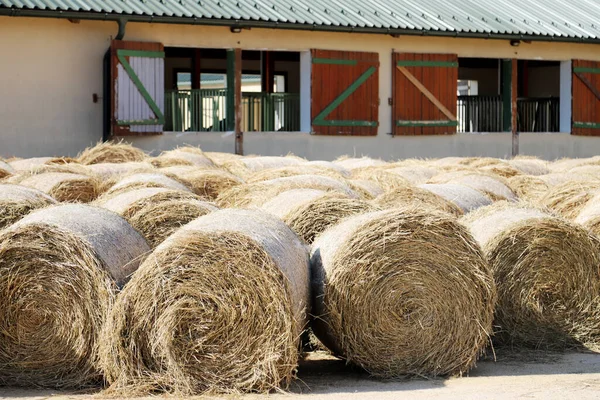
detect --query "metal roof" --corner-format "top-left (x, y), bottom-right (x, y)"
top-left (2, 0), bottom-right (600, 42)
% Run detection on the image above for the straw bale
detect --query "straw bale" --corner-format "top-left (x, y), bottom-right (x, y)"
top-left (217, 174), bottom-right (357, 208)
top-left (333, 156), bottom-right (388, 170)
top-left (539, 172), bottom-right (596, 186)
top-left (19, 172), bottom-right (100, 203)
top-left (507, 175), bottom-right (550, 201)
top-left (86, 162), bottom-right (155, 180)
top-left (106, 172), bottom-right (193, 195)
top-left (204, 151), bottom-right (243, 166)
top-left (550, 156), bottom-right (600, 172)
top-left (574, 192), bottom-right (600, 235)
top-left (247, 165), bottom-right (345, 183)
top-left (0, 160), bottom-right (14, 180)
top-left (150, 149), bottom-right (217, 168)
top-left (6, 163), bottom-right (91, 184)
top-left (350, 167), bottom-right (410, 191)
top-left (432, 157), bottom-right (473, 166)
top-left (508, 158), bottom-right (550, 176)
top-left (0, 184), bottom-right (58, 229)
top-left (262, 189), bottom-right (375, 244)
top-left (77, 141), bottom-right (146, 165)
top-left (96, 188), bottom-right (217, 248)
top-left (346, 179), bottom-right (385, 199)
top-left (310, 208), bottom-right (495, 377)
top-left (567, 165), bottom-right (600, 178)
top-left (384, 165), bottom-right (439, 184)
top-left (539, 180), bottom-right (600, 220)
top-left (224, 156), bottom-right (306, 178)
top-left (375, 185), bottom-right (463, 216)
top-left (463, 203), bottom-right (600, 348)
top-left (0, 204), bottom-right (149, 388)
top-left (418, 183), bottom-right (493, 213)
top-left (479, 163), bottom-right (522, 178)
top-left (428, 171), bottom-right (517, 201)
top-left (100, 209), bottom-right (309, 395)
top-left (159, 166), bottom-right (243, 199)
top-left (9, 157), bottom-right (78, 171)
top-left (305, 160), bottom-right (351, 177)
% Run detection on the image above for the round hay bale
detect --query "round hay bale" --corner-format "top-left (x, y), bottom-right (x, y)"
top-left (217, 174), bottom-right (357, 208)
top-left (333, 156), bottom-right (388, 170)
top-left (539, 180), bottom-right (600, 220)
top-left (350, 167), bottom-right (410, 192)
top-left (247, 165), bottom-right (345, 183)
top-left (203, 151), bottom-right (243, 166)
top-left (106, 172), bottom-right (193, 195)
top-left (419, 183), bottom-right (493, 213)
top-left (9, 157), bottom-right (77, 171)
top-left (0, 160), bottom-right (15, 180)
top-left (550, 156), bottom-right (600, 172)
top-left (310, 208), bottom-right (495, 377)
top-left (508, 158), bottom-right (550, 176)
top-left (96, 188), bottom-right (217, 248)
top-left (159, 166), bottom-right (243, 200)
top-left (150, 149), bottom-right (217, 169)
top-left (428, 171), bottom-right (517, 201)
top-left (574, 192), bottom-right (600, 235)
top-left (6, 163), bottom-right (92, 184)
top-left (0, 204), bottom-right (150, 387)
top-left (86, 162), bottom-right (155, 181)
top-left (262, 189), bottom-right (375, 244)
top-left (305, 160), bottom-right (351, 177)
top-left (78, 141), bottom-right (146, 165)
top-left (566, 165), bottom-right (600, 178)
top-left (479, 163), bottom-right (522, 179)
top-left (224, 156), bottom-right (306, 178)
top-left (539, 172), bottom-right (596, 187)
top-left (432, 157), bottom-right (472, 166)
top-left (0, 184), bottom-right (58, 229)
top-left (18, 172), bottom-right (100, 203)
top-left (384, 165), bottom-right (439, 184)
top-left (374, 185), bottom-right (463, 216)
top-left (462, 203), bottom-right (600, 348)
top-left (507, 175), bottom-right (550, 201)
top-left (346, 179), bottom-right (385, 199)
top-left (100, 209), bottom-right (309, 394)
top-left (168, 146), bottom-right (204, 155)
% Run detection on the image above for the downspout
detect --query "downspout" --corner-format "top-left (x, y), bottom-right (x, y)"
top-left (115, 17), bottom-right (127, 40)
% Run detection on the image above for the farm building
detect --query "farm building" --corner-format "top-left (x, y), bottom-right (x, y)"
top-left (1, 1), bottom-right (600, 159)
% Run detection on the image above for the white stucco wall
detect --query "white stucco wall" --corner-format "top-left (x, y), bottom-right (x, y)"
top-left (2, 16), bottom-right (600, 160)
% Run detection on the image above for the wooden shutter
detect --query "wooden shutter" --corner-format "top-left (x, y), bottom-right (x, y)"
top-left (311, 50), bottom-right (379, 135)
top-left (111, 40), bottom-right (165, 136)
top-left (572, 60), bottom-right (600, 135)
top-left (392, 53), bottom-right (458, 135)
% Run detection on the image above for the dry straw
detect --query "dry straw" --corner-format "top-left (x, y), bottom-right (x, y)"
top-left (384, 165), bottom-right (439, 184)
top-left (428, 171), bottom-right (517, 201)
top-left (18, 172), bottom-right (100, 203)
top-left (508, 157), bottom-right (550, 176)
top-left (216, 174), bottom-right (357, 208)
top-left (203, 151), bottom-right (243, 166)
top-left (462, 202), bottom-right (600, 348)
top-left (0, 184), bottom-right (58, 229)
top-left (305, 160), bottom-right (351, 177)
top-left (550, 156), bottom-right (600, 172)
top-left (150, 148), bottom-right (217, 168)
top-left (539, 180), bottom-right (600, 220)
top-left (106, 172), bottom-right (193, 195)
top-left (247, 165), bottom-right (346, 183)
top-left (0, 204), bottom-right (149, 388)
top-left (507, 175), bottom-right (550, 201)
top-left (96, 188), bottom-right (217, 248)
top-left (333, 156), bottom-right (388, 170)
top-left (375, 185), bottom-right (464, 216)
top-left (100, 209), bottom-right (309, 395)
top-left (224, 155), bottom-right (306, 178)
top-left (346, 179), bottom-right (385, 199)
top-left (160, 166), bottom-right (243, 200)
top-left (9, 156), bottom-right (78, 171)
top-left (262, 189), bottom-right (375, 244)
top-left (350, 167), bottom-right (410, 192)
top-left (77, 141), bottom-right (146, 165)
top-left (6, 163), bottom-right (92, 184)
top-left (0, 160), bottom-right (14, 180)
top-left (418, 183), bottom-right (493, 213)
top-left (310, 208), bottom-right (495, 377)
top-left (574, 192), bottom-right (600, 236)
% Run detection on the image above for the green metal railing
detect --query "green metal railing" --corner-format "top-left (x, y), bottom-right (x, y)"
top-left (165, 89), bottom-right (300, 132)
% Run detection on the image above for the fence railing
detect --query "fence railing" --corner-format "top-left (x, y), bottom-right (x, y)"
top-left (164, 89), bottom-right (300, 132)
top-left (457, 95), bottom-right (560, 133)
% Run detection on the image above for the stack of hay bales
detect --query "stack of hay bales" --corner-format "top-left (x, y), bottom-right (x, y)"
top-left (100, 209), bottom-right (309, 395)
top-left (150, 147), bottom-right (217, 168)
top-left (159, 166), bottom-right (243, 200)
top-left (105, 172), bottom-right (193, 195)
top-left (375, 185), bottom-right (463, 216)
top-left (77, 141), bottom-right (147, 165)
top-left (310, 208), bottom-right (496, 377)
top-left (0, 184), bottom-right (58, 229)
top-left (418, 183), bottom-right (493, 213)
top-left (0, 204), bottom-right (150, 387)
top-left (262, 189), bottom-right (375, 244)
top-left (18, 172), bottom-right (100, 203)
top-left (95, 188), bottom-right (217, 248)
top-left (428, 171), bottom-right (517, 202)
top-left (463, 203), bottom-right (600, 348)
top-left (539, 181), bottom-right (600, 220)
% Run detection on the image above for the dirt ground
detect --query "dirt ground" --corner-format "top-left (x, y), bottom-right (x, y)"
top-left (1, 350), bottom-right (600, 400)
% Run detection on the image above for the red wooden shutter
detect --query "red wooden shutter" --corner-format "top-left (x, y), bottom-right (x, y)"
top-left (311, 50), bottom-right (379, 136)
top-left (392, 53), bottom-right (458, 135)
top-left (111, 40), bottom-right (165, 136)
top-left (572, 60), bottom-right (600, 135)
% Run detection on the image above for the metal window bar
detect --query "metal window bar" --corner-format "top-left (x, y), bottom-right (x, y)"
top-left (517, 97), bottom-right (560, 132)
top-left (457, 95), bottom-right (503, 133)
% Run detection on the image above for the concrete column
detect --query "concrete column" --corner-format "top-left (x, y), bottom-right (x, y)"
top-left (560, 60), bottom-right (572, 133)
top-left (300, 51), bottom-right (311, 133)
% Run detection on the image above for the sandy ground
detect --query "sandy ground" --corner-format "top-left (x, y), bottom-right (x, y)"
top-left (1, 350), bottom-right (600, 400)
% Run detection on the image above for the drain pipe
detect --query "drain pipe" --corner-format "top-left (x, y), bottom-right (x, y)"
top-left (115, 17), bottom-right (127, 40)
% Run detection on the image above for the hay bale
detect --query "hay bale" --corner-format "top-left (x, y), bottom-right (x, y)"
top-left (305, 160), bottom-right (351, 177)
top-left (159, 166), bottom-right (243, 200)
top-left (539, 180), bottom-right (600, 220)
top-left (346, 179), bottom-right (385, 199)
top-left (550, 156), bottom-right (600, 172)
top-left (262, 189), bottom-right (375, 244)
top-left (384, 165), bottom-right (439, 184)
top-left (508, 158), bottom-right (550, 176)
top-left (333, 156), bottom-right (388, 170)
top-left (217, 174), bottom-right (357, 208)
top-left (96, 188), bottom-right (217, 248)
top-left (150, 149), bottom-right (217, 169)
top-left (6, 163), bottom-right (92, 184)
top-left (539, 172), bottom-right (596, 187)
top-left (479, 163), bottom-right (522, 178)
top-left (567, 165), bottom-right (600, 178)
top-left (86, 162), bottom-right (155, 181)
top-left (0, 184), bottom-right (58, 229)
top-left (350, 167), bottom-right (410, 191)
top-left (106, 172), bottom-right (193, 195)
top-left (0, 204), bottom-right (150, 387)
top-left (18, 172), bottom-right (100, 203)
top-left (224, 156), bottom-right (306, 178)
top-left (0, 160), bottom-right (14, 180)
top-left (100, 209), bottom-right (309, 394)
top-left (204, 151), bottom-right (243, 166)
top-left (310, 208), bottom-right (495, 377)
top-left (462, 203), bottom-right (600, 348)
top-left (9, 157), bottom-right (77, 171)
top-left (574, 192), bottom-right (600, 235)
top-left (507, 175), bottom-right (550, 201)
top-left (247, 165), bottom-right (345, 183)
top-left (78, 141), bottom-right (146, 165)
top-left (428, 171), bottom-right (517, 201)
top-left (419, 183), bottom-right (493, 213)
top-left (374, 185), bottom-right (463, 216)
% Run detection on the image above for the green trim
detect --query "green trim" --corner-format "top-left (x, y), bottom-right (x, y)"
top-left (117, 120), bottom-right (163, 126)
top-left (116, 49), bottom-right (165, 58)
top-left (574, 67), bottom-right (600, 74)
top-left (117, 52), bottom-right (165, 124)
top-left (312, 58), bottom-right (357, 65)
top-left (396, 120), bottom-right (458, 127)
top-left (574, 122), bottom-right (600, 129)
top-left (314, 120), bottom-right (378, 127)
top-left (313, 66), bottom-right (377, 127)
top-left (396, 60), bottom-right (458, 68)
